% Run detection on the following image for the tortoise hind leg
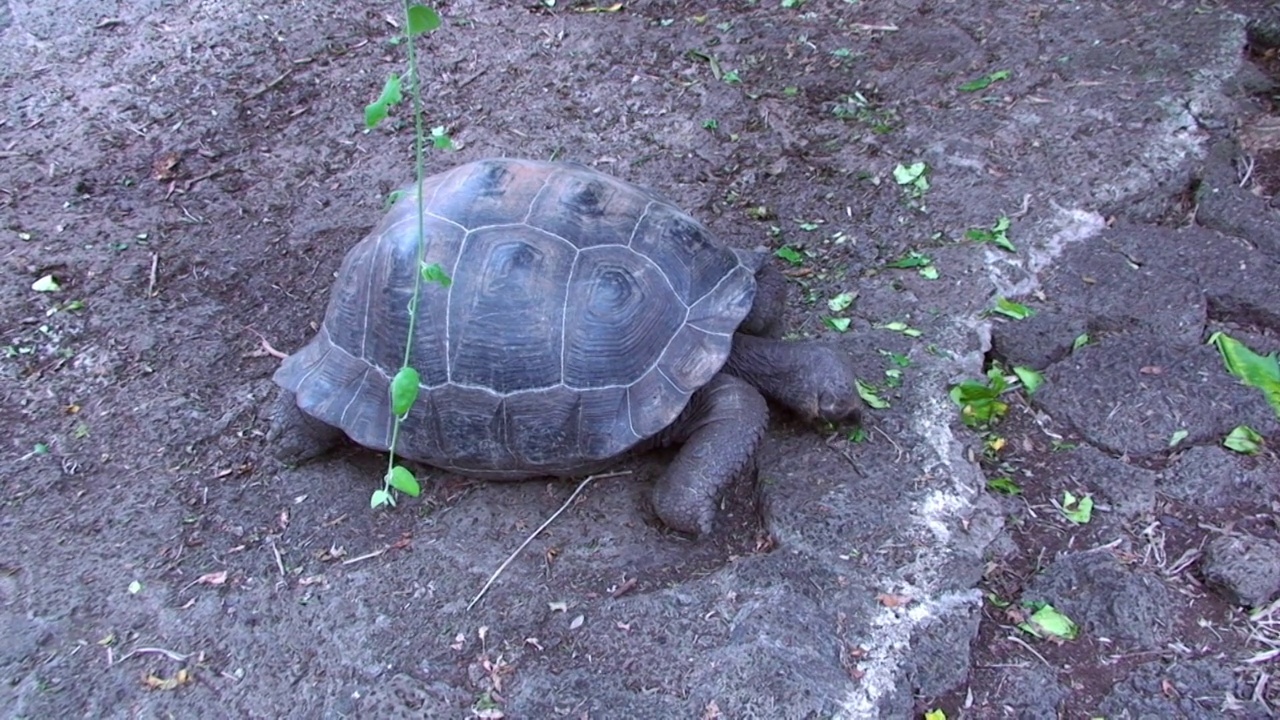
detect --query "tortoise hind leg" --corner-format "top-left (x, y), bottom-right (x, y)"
top-left (650, 374), bottom-right (769, 535)
top-left (267, 388), bottom-right (347, 465)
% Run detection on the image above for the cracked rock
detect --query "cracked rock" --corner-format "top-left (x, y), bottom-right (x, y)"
top-left (1022, 550), bottom-right (1172, 649)
top-left (1200, 533), bottom-right (1280, 608)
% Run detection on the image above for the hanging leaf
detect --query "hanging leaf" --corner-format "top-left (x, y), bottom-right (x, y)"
top-left (406, 5), bottom-right (442, 36)
top-left (371, 489), bottom-right (394, 508)
top-left (390, 366), bottom-right (421, 416)
top-left (387, 466), bottom-right (421, 497)
top-left (364, 74), bottom-right (403, 129)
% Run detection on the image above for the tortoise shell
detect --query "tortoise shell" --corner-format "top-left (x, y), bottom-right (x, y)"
top-left (273, 158), bottom-right (759, 477)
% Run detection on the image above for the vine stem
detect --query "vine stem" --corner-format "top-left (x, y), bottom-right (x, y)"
top-left (384, 0), bottom-right (432, 492)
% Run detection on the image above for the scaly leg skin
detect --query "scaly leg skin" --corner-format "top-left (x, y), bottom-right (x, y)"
top-left (266, 388), bottom-right (346, 465)
top-left (739, 261), bottom-right (787, 338)
top-left (650, 373), bottom-right (769, 536)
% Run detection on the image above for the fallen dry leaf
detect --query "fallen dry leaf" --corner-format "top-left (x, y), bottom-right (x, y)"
top-left (152, 152), bottom-right (182, 181)
top-left (195, 570), bottom-right (227, 586)
top-left (877, 593), bottom-right (913, 608)
top-left (142, 668), bottom-right (191, 691)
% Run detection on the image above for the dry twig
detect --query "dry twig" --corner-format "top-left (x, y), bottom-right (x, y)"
top-left (468, 471), bottom-right (629, 611)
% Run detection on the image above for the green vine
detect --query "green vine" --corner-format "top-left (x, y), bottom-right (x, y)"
top-left (364, 3), bottom-right (452, 509)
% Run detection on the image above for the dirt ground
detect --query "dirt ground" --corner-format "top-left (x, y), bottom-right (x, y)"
top-left (2, 0), bottom-right (1279, 718)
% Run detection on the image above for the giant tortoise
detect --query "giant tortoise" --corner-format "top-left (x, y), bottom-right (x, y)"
top-left (269, 158), bottom-right (860, 534)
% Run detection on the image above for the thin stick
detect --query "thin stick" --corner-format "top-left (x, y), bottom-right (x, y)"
top-left (113, 646), bottom-right (192, 665)
top-left (341, 546), bottom-right (387, 565)
top-left (246, 68), bottom-right (294, 100)
top-left (467, 471), bottom-right (629, 611)
top-left (147, 253), bottom-right (159, 297)
top-left (269, 538), bottom-right (286, 578)
top-left (1005, 633), bottom-right (1051, 668)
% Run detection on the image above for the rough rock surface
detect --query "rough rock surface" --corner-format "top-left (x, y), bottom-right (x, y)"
top-left (1201, 533), bottom-right (1280, 609)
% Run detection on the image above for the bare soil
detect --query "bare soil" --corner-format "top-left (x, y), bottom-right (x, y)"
top-left (2, 1), bottom-right (1278, 718)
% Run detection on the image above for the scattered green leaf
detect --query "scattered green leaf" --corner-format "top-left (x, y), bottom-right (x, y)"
top-left (701, 119), bottom-right (719, 130)
top-left (1072, 333), bottom-right (1091, 351)
top-left (986, 476), bottom-right (1022, 495)
top-left (1060, 491), bottom-right (1093, 524)
top-left (774, 246), bottom-right (804, 265)
top-left (824, 317), bottom-right (852, 333)
top-left (430, 125), bottom-right (453, 150)
top-left (878, 321), bottom-right (923, 338)
top-left (965, 215), bottom-right (1014, 252)
top-left (958, 70), bottom-right (1011, 92)
top-left (1168, 429), bottom-right (1188, 447)
top-left (950, 368), bottom-right (1010, 428)
top-left (32, 275), bottom-right (60, 293)
top-left (1012, 366), bottom-right (1043, 394)
top-left (856, 380), bottom-right (890, 409)
top-left (881, 351), bottom-right (911, 368)
top-left (992, 297), bottom-right (1034, 320)
top-left (1019, 603), bottom-right (1079, 641)
top-left (1223, 425), bottom-right (1264, 455)
top-left (885, 251), bottom-right (932, 269)
top-left (892, 162), bottom-right (930, 197)
top-left (924, 709), bottom-right (947, 720)
top-left (1208, 332), bottom-right (1280, 417)
top-left (827, 292), bottom-right (856, 312)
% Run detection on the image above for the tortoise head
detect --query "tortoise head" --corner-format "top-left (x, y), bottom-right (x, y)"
top-left (725, 335), bottom-right (862, 425)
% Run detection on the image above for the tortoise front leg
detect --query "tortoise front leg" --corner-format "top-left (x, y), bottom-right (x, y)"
top-left (739, 261), bottom-right (787, 338)
top-left (650, 373), bottom-right (769, 535)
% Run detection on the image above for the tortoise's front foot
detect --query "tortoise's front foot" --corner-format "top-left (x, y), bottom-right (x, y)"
top-left (650, 374), bottom-right (768, 536)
